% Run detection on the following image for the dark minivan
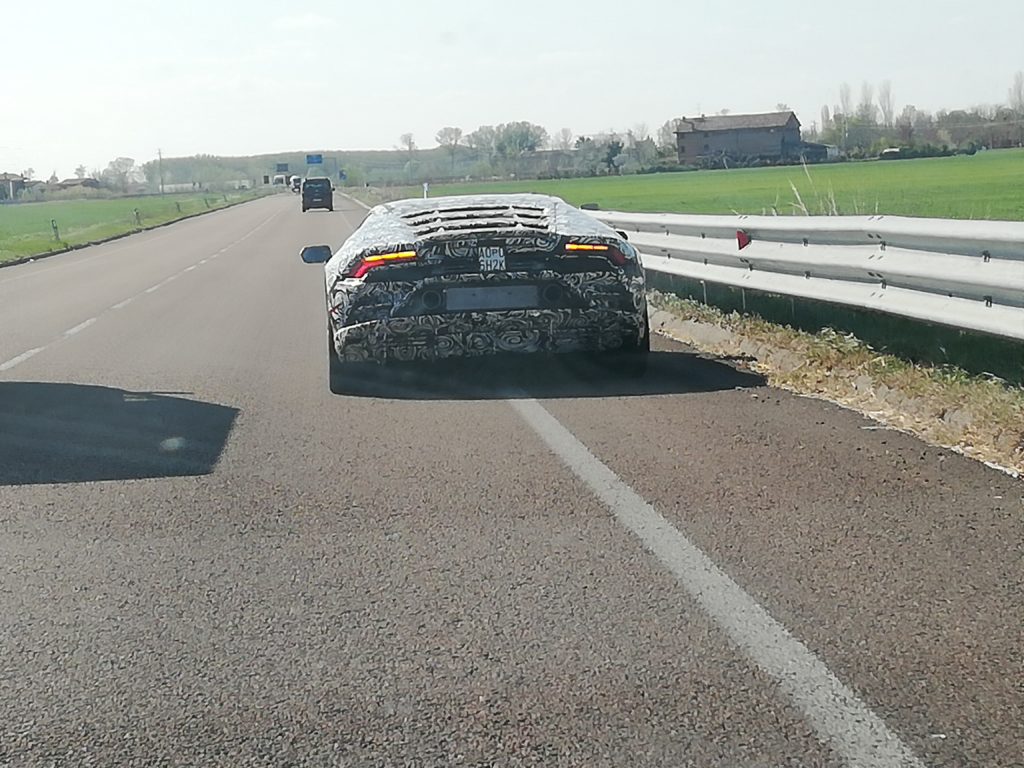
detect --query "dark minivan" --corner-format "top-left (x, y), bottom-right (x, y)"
top-left (301, 177), bottom-right (334, 212)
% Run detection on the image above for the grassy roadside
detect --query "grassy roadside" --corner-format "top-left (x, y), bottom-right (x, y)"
top-left (346, 148), bottom-right (1024, 220)
top-left (0, 189), bottom-right (278, 264)
top-left (649, 291), bottom-right (1024, 476)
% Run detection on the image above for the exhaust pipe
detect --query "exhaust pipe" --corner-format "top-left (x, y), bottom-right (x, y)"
top-left (421, 289), bottom-right (443, 311)
top-left (541, 283), bottom-right (563, 305)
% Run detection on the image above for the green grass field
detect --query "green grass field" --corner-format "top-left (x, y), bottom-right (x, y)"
top-left (0, 190), bottom-right (273, 264)
top-left (361, 148), bottom-right (1024, 220)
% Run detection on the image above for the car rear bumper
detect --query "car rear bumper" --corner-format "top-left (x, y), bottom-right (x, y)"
top-left (330, 308), bottom-right (646, 363)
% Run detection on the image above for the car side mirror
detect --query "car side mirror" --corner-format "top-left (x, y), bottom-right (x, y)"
top-left (300, 245), bottom-right (332, 264)
top-left (616, 230), bottom-right (629, 241)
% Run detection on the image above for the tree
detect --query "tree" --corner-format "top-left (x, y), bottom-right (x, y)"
top-left (657, 118), bottom-right (681, 150)
top-left (102, 157), bottom-right (137, 191)
top-left (896, 104), bottom-right (918, 143)
top-left (603, 136), bottom-right (624, 174)
top-left (21, 168), bottom-right (34, 181)
top-left (631, 123), bottom-right (650, 142)
top-left (1011, 71), bottom-right (1024, 113)
top-left (878, 80), bottom-right (895, 127)
top-left (399, 133), bottom-right (416, 155)
top-left (856, 82), bottom-right (878, 124)
top-left (47, 171), bottom-right (58, 184)
top-left (820, 105), bottom-right (832, 132)
top-left (465, 125), bottom-right (498, 164)
top-left (775, 103), bottom-right (791, 112)
top-left (552, 127), bottom-right (575, 151)
top-left (74, 165), bottom-right (87, 179)
top-left (494, 122), bottom-right (548, 162)
top-left (435, 126), bottom-right (463, 173)
top-left (839, 83), bottom-right (853, 118)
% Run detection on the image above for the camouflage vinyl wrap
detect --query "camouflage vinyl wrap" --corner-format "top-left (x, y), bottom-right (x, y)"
top-left (323, 194), bottom-right (647, 363)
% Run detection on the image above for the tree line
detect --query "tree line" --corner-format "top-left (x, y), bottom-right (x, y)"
top-left (810, 74), bottom-right (1024, 157)
top-left (15, 71), bottom-right (1023, 199)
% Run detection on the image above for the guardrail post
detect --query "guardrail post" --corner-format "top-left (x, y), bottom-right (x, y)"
top-left (133, 208), bottom-right (141, 226)
top-left (176, 202), bottom-right (182, 213)
top-left (223, 194), bottom-right (228, 202)
top-left (204, 198), bottom-right (211, 209)
top-left (50, 219), bottom-right (60, 241)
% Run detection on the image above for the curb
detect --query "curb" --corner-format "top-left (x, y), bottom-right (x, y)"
top-left (0, 192), bottom-right (281, 270)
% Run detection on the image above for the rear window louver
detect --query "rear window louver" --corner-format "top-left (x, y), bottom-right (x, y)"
top-left (400, 204), bottom-right (551, 237)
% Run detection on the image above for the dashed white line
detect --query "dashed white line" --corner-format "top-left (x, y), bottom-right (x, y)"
top-left (144, 284), bottom-right (161, 294)
top-left (0, 347), bottom-right (45, 372)
top-left (198, 259), bottom-right (208, 265)
top-left (111, 297), bottom-right (133, 310)
top-left (510, 396), bottom-right (926, 768)
top-left (183, 265), bottom-right (196, 272)
top-left (63, 318), bottom-right (96, 336)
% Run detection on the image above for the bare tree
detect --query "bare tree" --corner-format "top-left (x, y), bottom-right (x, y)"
top-left (74, 164), bottom-right (87, 179)
top-left (656, 118), bottom-right (680, 150)
top-left (47, 170), bottom-right (58, 184)
top-left (856, 81), bottom-right (878, 124)
top-left (631, 123), bottom-right (650, 142)
top-left (717, 108), bottom-right (731, 116)
top-left (878, 80), bottom-right (895, 127)
top-left (399, 133), bottom-right (416, 155)
top-left (775, 103), bottom-right (791, 112)
top-left (435, 126), bottom-right (463, 173)
top-left (820, 105), bottom-right (832, 131)
top-left (839, 82), bottom-right (853, 118)
top-left (21, 167), bottom-right (35, 180)
top-left (552, 128), bottom-right (575, 151)
top-left (1011, 71), bottom-right (1024, 113)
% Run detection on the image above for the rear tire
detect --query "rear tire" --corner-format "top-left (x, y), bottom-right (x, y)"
top-left (327, 320), bottom-right (347, 394)
top-left (603, 312), bottom-right (650, 378)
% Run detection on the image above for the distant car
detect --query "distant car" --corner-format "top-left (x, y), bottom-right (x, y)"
top-left (289, 175), bottom-right (301, 192)
top-left (300, 193), bottom-right (649, 392)
top-left (301, 177), bottom-right (334, 212)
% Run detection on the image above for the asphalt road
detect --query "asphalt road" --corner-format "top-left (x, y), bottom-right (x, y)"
top-left (1, 192), bottom-right (1021, 768)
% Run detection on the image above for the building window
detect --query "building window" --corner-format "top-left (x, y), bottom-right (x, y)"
top-left (704, 132), bottom-right (710, 138)
top-left (704, 144), bottom-right (710, 151)
top-left (679, 144), bottom-right (686, 153)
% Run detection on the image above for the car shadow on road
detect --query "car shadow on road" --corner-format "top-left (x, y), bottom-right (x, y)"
top-left (0, 382), bottom-right (238, 486)
top-left (330, 350), bottom-right (765, 400)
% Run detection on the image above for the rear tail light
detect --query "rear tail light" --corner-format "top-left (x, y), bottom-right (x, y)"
top-left (350, 250), bottom-right (416, 278)
top-left (565, 242), bottom-right (628, 266)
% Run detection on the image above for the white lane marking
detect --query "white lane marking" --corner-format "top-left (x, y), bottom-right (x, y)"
top-left (0, 347), bottom-right (45, 372)
top-left (183, 265), bottom-right (196, 272)
top-left (144, 284), bottom-right (161, 294)
top-left (63, 318), bottom-right (97, 336)
top-left (198, 259), bottom-right (208, 265)
top-left (111, 297), bottom-right (133, 310)
top-left (340, 193), bottom-right (372, 211)
top-left (510, 397), bottom-right (927, 768)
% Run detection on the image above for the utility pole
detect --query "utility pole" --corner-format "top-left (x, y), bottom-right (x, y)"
top-left (157, 148), bottom-right (164, 195)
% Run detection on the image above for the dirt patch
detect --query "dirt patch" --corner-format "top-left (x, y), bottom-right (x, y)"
top-left (649, 291), bottom-right (1024, 477)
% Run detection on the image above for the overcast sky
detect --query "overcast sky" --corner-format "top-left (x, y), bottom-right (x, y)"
top-left (4, 0), bottom-right (1022, 178)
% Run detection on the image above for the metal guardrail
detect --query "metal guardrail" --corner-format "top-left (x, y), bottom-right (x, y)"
top-left (595, 211), bottom-right (1024, 341)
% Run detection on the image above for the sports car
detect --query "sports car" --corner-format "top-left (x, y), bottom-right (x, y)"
top-left (300, 193), bottom-right (649, 392)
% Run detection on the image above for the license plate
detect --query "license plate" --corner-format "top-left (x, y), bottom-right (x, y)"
top-left (445, 285), bottom-right (539, 311)
top-left (476, 247), bottom-right (506, 272)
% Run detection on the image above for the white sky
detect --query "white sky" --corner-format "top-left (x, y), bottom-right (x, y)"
top-left (4, 0), bottom-right (1022, 178)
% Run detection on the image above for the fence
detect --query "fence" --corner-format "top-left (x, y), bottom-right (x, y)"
top-left (593, 211), bottom-right (1024, 341)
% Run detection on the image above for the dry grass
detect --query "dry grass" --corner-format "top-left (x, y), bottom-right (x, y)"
top-left (650, 291), bottom-right (1024, 476)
